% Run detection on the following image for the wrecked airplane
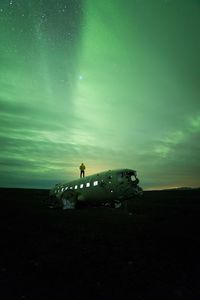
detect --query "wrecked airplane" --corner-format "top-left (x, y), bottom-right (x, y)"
top-left (49, 169), bottom-right (143, 209)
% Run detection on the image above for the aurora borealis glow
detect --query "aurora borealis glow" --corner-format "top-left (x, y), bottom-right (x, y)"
top-left (0, 0), bottom-right (200, 189)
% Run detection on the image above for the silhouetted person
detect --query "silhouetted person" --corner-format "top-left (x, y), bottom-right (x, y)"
top-left (79, 163), bottom-right (86, 178)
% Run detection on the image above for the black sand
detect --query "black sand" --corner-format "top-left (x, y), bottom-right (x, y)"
top-left (0, 188), bottom-right (200, 299)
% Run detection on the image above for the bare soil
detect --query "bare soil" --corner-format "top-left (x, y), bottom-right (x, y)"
top-left (0, 188), bottom-right (200, 299)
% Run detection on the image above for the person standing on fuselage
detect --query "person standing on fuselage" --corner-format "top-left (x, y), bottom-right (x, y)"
top-left (79, 163), bottom-right (86, 178)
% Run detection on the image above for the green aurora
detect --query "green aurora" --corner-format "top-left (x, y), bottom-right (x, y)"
top-left (0, 0), bottom-right (200, 189)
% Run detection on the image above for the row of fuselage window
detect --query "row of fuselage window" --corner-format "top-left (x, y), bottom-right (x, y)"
top-left (57, 180), bottom-right (99, 193)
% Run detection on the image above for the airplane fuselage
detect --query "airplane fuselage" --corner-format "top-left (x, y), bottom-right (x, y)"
top-left (49, 168), bottom-right (143, 209)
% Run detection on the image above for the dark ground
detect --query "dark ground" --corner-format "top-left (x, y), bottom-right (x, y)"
top-left (0, 188), bottom-right (200, 300)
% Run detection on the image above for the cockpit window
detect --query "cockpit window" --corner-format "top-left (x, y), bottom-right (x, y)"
top-left (125, 171), bottom-right (137, 181)
top-left (127, 171), bottom-right (139, 184)
top-left (131, 175), bottom-right (136, 181)
top-left (118, 170), bottom-right (137, 182)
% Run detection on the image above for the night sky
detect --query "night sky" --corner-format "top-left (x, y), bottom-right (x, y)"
top-left (0, 0), bottom-right (200, 189)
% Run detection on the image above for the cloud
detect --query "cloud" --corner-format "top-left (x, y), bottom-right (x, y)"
top-left (0, 0), bottom-right (200, 189)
